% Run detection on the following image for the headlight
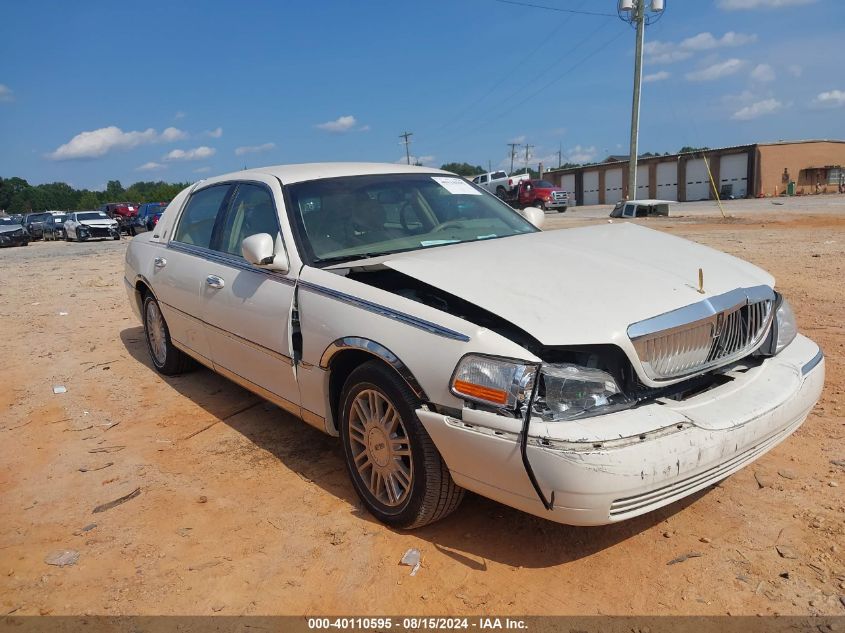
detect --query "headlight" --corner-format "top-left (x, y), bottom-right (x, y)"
top-left (534, 364), bottom-right (632, 421)
top-left (450, 354), bottom-right (537, 409)
top-left (773, 297), bottom-right (797, 354)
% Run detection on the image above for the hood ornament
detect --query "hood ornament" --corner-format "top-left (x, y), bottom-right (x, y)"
top-left (697, 268), bottom-right (705, 294)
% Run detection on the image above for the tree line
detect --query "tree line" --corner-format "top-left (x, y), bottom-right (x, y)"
top-left (0, 177), bottom-right (191, 214)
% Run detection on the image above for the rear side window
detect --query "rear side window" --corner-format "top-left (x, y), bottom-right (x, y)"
top-left (173, 185), bottom-right (230, 248)
top-left (215, 184), bottom-right (280, 257)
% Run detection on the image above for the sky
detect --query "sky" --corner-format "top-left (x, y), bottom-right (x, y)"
top-left (1, 0), bottom-right (843, 190)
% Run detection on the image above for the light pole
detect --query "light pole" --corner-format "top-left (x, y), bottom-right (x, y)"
top-left (618, 0), bottom-right (665, 201)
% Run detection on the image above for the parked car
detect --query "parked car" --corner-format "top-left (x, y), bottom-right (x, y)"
top-left (23, 212), bottom-right (53, 240)
top-left (100, 202), bottom-right (139, 234)
top-left (471, 170), bottom-right (531, 199)
top-left (65, 211), bottom-right (121, 241)
top-left (504, 179), bottom-right (573, 212)
top-left (42, 214), bottom-right (69, 240)
top-left (128, 202), bottom-right (169, 236)
top-left (0, 216), bottom-right (30, 247)
top-left (125, 163), bottom-right (823, 529)
top-left (610, 199), bottom-right (672, 218)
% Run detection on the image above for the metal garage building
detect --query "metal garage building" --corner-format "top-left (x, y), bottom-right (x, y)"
top-left (543, 139), bottom-right (845, 205)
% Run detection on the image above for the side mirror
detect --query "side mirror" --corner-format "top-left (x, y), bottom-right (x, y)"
top-left (520, 206), bottom-right (545, 229)
top-left (242, 233), bottom-right (289, 273)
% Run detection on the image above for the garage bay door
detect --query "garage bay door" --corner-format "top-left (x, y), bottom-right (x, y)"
top-left (604, 168), bottom-right (623, 204)
top-left (685, 159), bottom-right (710, 201)
top-left (719, 153), bottom-right (748, 198)
top-left (582, 170), bottom-right (599, 205)
top-left (656, 161), bottom-right (677, 200)
top-left (561, 174), bottom-right (575, 194)
top-left (635, 168), bottom-right (649, 199)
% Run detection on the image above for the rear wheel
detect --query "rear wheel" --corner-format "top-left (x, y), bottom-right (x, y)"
top-left (496, 186), bottom-right (506, 199)
top-left (142, 294), bottom-right (195, 375)
top-left (339, 361), bottom-right (464, 529)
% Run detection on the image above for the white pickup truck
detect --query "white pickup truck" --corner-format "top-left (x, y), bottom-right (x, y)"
top-left (471, 170), bottom-right (531, 199)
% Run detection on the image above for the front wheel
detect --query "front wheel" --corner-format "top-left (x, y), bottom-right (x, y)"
top-left (533, 199), bottom-right (546, 211)
top-left (339, 361), bottom-right (464, 529)
top-left (142, 295), bottom-right (195, 375)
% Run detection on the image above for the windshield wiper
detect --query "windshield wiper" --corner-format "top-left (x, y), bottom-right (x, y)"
top-left (315, 252), bottom-right (393, 266)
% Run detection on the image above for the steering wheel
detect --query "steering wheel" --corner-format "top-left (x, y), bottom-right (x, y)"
top-left (429, 219), bottom-right (465, 232)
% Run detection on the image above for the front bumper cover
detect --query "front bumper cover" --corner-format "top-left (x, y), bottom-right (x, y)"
top-left (419, 333), bottom-right (824, 525)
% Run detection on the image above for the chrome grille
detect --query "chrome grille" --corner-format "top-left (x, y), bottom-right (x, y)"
top-left (628, 286), bottom-right (775, 382)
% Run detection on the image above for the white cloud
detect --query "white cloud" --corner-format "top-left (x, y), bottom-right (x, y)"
top-left (395, 155), bottom-right (435, 166)
top-left (750, 63), bottom-right (775, 82)
top-left (731, 98), bottom-right (783, 120)
top-left (204, 127), bottom-right (223, 138)
top-left (686, 58), bottom-right (745, 81)
top-left (160, 126), bottom-right (188, 142)
top-left (786, 64), bottom-right (803, 77)
top-left (812, 89), bottom-right (845, 108)
top-left (193, 166), bottom-right (212, 174)
top-left (174, 111), bottom-right (186, 120)
top-left (718, 0), bottom-right (816, 9)
top-left (136, 161), bottom-right (166, 172)
top-left (234, 142), bottom-right (276, 156)
top-left (47, 126), bottom-right (188, 160)
top-left (164, 146), bottom-right (216, 161)
top-left (0, 84), bottom-right (13, 103)
top-left (316, 115), bottom-right (359, 133)
top-left (645, 32), bottom-right (756, 64)
top-left (567, 145), bottom-right (598, 164)
top-left (643, 71), bottom-right (670, 83)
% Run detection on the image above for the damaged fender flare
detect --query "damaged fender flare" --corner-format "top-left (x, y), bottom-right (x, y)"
top-left (319, 337), bottom-right (428, 402)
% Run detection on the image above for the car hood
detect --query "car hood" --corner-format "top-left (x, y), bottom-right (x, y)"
top-left (378, 223), bottom-right (774, 346)
top-left (0, 224), bottom-right (24, 233)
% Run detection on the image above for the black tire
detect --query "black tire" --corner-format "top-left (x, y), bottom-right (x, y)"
top-left (141, 294), bottom-right (195, 375)
top-left (558, 206), bottom-right (567, 213)
top-left (533, 199), bottom-right (546, 211)
top-left (339, 360), bottom-right (464, 529)
top-left (496, 186), bottom-right (506, 199)
top-left (113, 234), bottom-right (121, 241)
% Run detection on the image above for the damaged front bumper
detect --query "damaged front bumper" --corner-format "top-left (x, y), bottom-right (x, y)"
top-left (418, 334), bottom-right (824, 526)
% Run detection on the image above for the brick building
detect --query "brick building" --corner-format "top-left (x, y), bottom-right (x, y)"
top-left (542, 139), bottom-right (845, 205)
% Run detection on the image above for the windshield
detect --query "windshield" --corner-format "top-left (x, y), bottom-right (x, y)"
top-left (0, 217), bottom-right (18, 225)
top-left (78, 211), bottom-right (108, 221)
top-left (285, 173), bottom-right (538, 265)
top-left (534, 180), bottom-right (556, 188)
top-left (51, 215), bottom-right (67, 223)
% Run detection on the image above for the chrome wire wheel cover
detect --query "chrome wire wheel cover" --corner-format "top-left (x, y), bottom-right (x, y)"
top-left (348, 388), bottom-right (413, 507)
top-left (145, 301), bottom-right (167, 366)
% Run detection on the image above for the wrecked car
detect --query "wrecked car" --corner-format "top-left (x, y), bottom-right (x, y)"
top-left (124, 163), bottom-right (824, 529)
top-left (0, 216), bottom-right (30, 247)
top-left (65, 211), bottom-right (121, 241)
top-left (610, 199), bottom-right (672, 218)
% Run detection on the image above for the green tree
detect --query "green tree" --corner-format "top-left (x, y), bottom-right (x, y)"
top-left (77, 191), bottom-right (100, 210)
top-left (106, 180), bottom-right (125, 200)
top-left (678, 146), bottom-right (710, 154)
top-left (440, 162), bottom-right (485, 178)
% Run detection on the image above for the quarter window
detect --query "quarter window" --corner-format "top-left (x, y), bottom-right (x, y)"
top-left (173, 185), bottom-right (230, 248)
top-left (216, 184), bottom-right (280, 257)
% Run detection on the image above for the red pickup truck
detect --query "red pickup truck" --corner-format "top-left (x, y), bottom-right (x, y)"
top-left (505, 179), bottom-right (573, 212)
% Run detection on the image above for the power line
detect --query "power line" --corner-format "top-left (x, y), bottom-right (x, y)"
top-left (399, 131), bottom-right (413, 165)
top-left (507, 142), bottom-right (521, 173)
top-left (490, 0), bottom-right (616, 18)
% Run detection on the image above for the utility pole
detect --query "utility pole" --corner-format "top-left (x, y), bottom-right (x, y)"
top-left (619, 0), bottom-right (665, 201)
top-left (557, 143), bottom-right (562, 169)
top-left (399, 131), bottom-right (413, 165)
top-left (507, 143), bottom-right (521, 174)
top-left (524, 145), bottom-right (534, 174)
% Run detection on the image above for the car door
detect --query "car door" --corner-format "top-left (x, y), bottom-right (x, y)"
top-left (156, 183), bottom-right (233, 364)
top-left (197, 179), bottom-right (301, 415)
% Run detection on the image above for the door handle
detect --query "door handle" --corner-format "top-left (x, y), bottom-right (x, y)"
top-left (153, 257), bottom-right (167, 269)
top-left (206, 275), bottom-right (225, 289)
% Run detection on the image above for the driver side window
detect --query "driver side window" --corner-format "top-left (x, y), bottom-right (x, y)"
top-left (215, 183), bottom-right (281, 257)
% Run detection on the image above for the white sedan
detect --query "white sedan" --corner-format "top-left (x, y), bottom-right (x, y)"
top-left (65, 211), bottom-right (120, 241)
top-left (124, 163), bottom-right (824, 528)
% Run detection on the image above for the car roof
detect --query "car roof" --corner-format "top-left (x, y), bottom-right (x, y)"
top-left (196, 162), bottom-right (453, 187)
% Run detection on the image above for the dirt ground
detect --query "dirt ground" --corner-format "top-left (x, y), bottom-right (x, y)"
top-left (1, 197), bottom-right (844, 617)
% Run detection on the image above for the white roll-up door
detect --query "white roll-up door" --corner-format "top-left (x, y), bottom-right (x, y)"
top-left (561, 174), bottom-right (575, 194)
top-left (583, 170), bottom-right (599, 205)
top-left (656, 161), bottom-right (678, 200)
top-left (719, 153), bottom-right (748, 198)
top-left (635, 167), bottom-right (649, 199)
top-left (604, 168), bottom-right (623, 204)
top-left (685, 158), bottom-right (710, 201)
